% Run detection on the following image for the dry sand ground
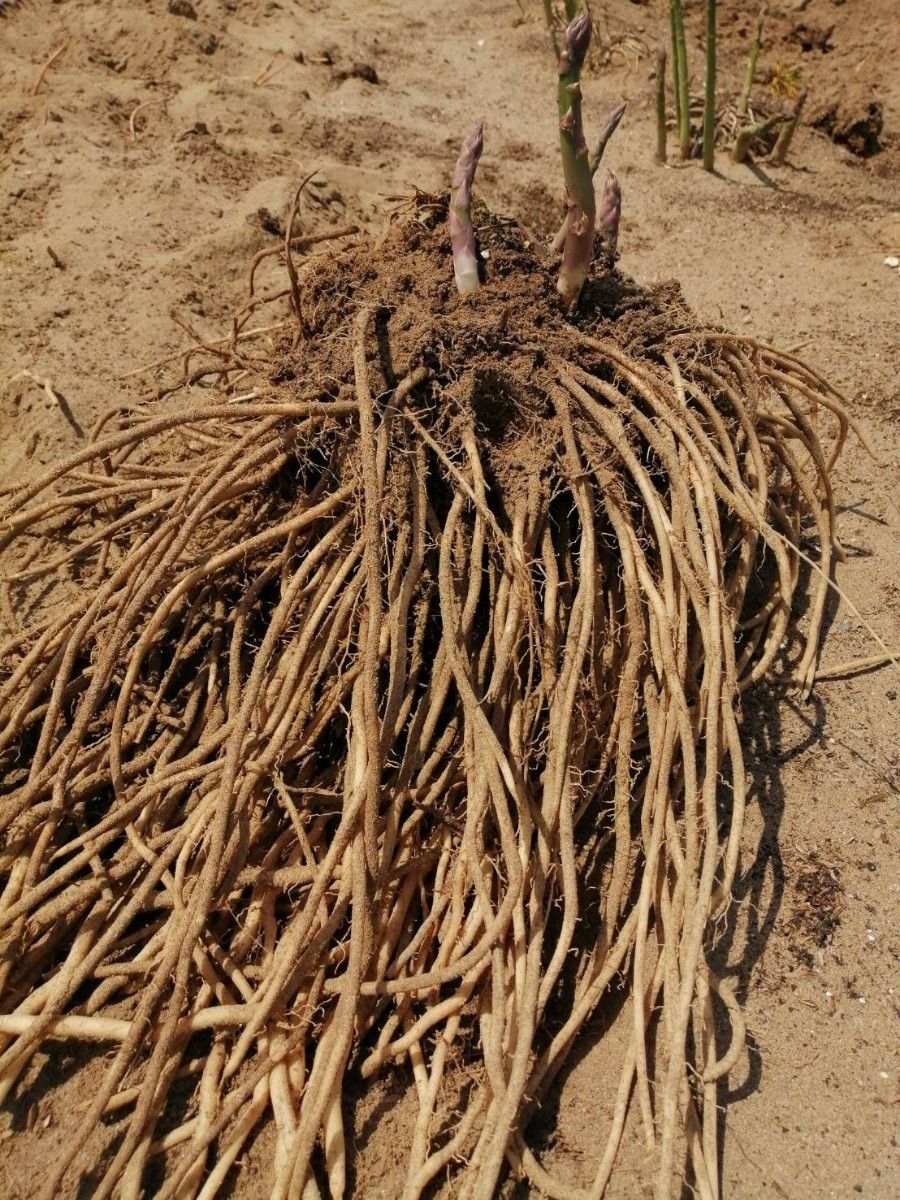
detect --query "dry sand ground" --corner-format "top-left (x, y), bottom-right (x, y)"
top-left (1, 1), bottom-right (898, 1196)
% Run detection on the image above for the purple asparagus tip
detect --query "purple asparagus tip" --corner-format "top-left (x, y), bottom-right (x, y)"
top-left (560, 10), bottom-right (592, 76)
top-left (598, 170), bottom-right (621, 256)
top-left (449, 122), bottom-right (484, 295)
top-left (451, 122), bottom-right (484, 192)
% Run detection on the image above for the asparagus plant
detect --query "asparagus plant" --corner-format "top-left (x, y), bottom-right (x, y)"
top-left (737, 6), bottom-right (766, 120)
top-left (598, 170), bottom-right (621, 257)
top-left (771, 87), bottom-right (807, 165)
top-left (556, 11), bottom-right (595, 309)
top-left (732, 111), bottom-right (781, 164)
top-left (656, 45), bottom-right (667, 164)
top-left (449, 122), bottom-right (484, 295)
top-left (670, 0), bottom-right (690, 160)
top-left (702, 0), bottom-right (717, 171)
top-left (669, 2), bottom-right (682, 146)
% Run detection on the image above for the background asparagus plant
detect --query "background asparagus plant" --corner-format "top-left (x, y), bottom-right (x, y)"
top-left (653, 1), bottom-right (806, 171)
top-left (670, 0), bottom-right (691, 159)
top-left (702, 0), bottom-right (716, 170)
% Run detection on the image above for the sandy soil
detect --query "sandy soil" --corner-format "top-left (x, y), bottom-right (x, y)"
top-left (1, 1), bottom-right (898, 1197)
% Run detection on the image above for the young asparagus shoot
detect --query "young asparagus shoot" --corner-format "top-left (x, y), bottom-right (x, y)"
top-left (598, 170), bottom-right (621, 257)
top-left (671, 0), bottom-right (690, 159)
top-left (656, 45), bottom-right (667, 164)
top-left (771, 87), bottom-right (807, 165)
top-left (556, 11), bottom-right (595, 309)
top-left (737, 5), bottom-right (767, 120)
top-left (449, 122), bottom-right (484, 295)
top-left (702, 0), bottom-right (717, 172)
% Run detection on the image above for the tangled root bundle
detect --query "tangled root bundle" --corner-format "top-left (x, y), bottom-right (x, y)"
top-left (0, 201), bottom-right (854, 1200)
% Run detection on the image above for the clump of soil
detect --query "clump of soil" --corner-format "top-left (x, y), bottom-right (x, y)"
top-left (787, 849), bottom-right (844, 967)
top-left (813, 97), bottom-right (884, 158)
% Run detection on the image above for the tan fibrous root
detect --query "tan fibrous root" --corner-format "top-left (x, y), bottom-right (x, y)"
top-left (0, 197), bottom-right (856, 1200)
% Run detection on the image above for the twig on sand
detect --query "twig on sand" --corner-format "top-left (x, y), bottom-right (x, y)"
top-left (8, 369), bottom-right (85, 440)
top-left (31, 42), bottom-right (68, 97)
top-left (129, 98), bottom-right (167, 141)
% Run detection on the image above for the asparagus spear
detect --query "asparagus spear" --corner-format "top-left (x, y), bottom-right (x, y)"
top-left (737, 6), bottom-right (766, 120)
top-left (656, 45), bottom-right (667, 164)
top-left (671, 1), bottom-right (690, 159)
top-left (669, 1), bottom-right (683, 144)
top-left (598, 170), bottom-right (621, 257)
top-left (771, 87), bottom-right (807, 165)
top-left (556, 11), bottom-right (595, 309)
top-left (448, 122), bottom-right (484, 295)
top-left (702, 0), bottom-right (717, 172)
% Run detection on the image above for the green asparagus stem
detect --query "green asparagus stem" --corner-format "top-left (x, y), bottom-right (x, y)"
top-left (771, 87), bottom-right (807, 165)
top-left (551, 100), bottom-right (626, 254)
top-left (669, 1), bottom-right (682, 143)
top-left (737, 6), bottom-right (766, 120)
top-left (448, 122), bottom-right (484, 294)
top-left (671, 0), bottom-right (690, 159)
top-left (702, 0), bottom-right (717, 171)
top-left (556, 11), bottom-right (595, 309)
top-left (656, 45), bottom-right (667, 164)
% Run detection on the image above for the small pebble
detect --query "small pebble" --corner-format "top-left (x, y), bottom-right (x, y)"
top-left (885, 256), bottom-right (900, 268)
